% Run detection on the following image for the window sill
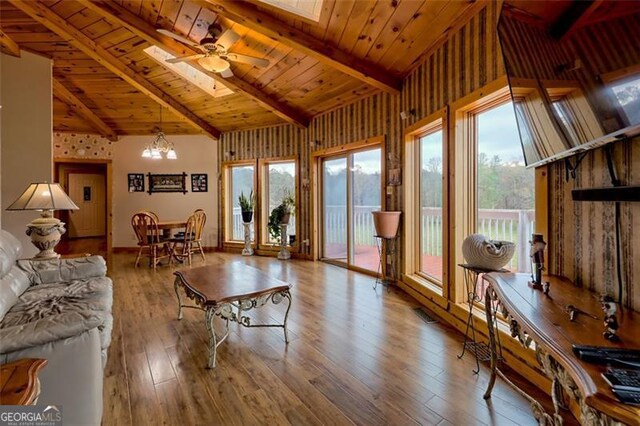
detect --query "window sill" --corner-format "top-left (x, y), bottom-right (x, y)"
top-left (402, 273), bottom-right (447, 309)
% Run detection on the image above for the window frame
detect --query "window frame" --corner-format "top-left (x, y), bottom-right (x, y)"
top-left (222, 160), bottom-right (258, 246)
top-left (258, 156), bottom-right (300, 252)
top-left (451, 81), bottom-right (546, 306)
top-left (403, 108), bottom-right (448, 299)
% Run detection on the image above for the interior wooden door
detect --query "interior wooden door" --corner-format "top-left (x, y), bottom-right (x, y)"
top-left (67, 173), bottom-right (106, 238)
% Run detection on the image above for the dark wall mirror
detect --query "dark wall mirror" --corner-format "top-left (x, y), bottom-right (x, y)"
top-left (499, 1), bottom-right (640, 167)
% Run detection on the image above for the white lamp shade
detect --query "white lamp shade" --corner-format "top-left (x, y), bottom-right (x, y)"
top-left (7, 182), bottom-right (79, 211)
top-left (166, 148), bottom-right (177, 160)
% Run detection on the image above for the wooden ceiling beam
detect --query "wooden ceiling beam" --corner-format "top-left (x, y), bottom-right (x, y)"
top-left (52, 77), bottom-right (118, 141)
top-left (0, 28), bottom-right (21, 57)
top-left (78, 0), bottom-right (310, 128)
top-left (549, 0), bottom-right (602, 40)
top-left (201, 0), bottom-right (402, 94)
top-left (9, 0), bottom-right (221, 139)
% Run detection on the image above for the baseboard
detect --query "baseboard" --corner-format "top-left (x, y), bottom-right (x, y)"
top-left (113, 246), bottom-right (218, 253)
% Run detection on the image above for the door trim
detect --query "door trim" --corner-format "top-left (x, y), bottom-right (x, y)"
top-left (54, 159), bottom-right (113, 252)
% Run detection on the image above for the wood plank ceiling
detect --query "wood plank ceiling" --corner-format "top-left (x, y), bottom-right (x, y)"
top-left (0, 0), bottom-right (479, 138)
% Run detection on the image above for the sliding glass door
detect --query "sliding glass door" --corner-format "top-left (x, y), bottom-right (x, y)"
top-left (321, 147), bottom-right (382, 272)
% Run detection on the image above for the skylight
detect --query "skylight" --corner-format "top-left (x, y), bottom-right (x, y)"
top-left (143, 45), bottom-right (233, 98)
top-left (257, 0), bottom-right (324, 22)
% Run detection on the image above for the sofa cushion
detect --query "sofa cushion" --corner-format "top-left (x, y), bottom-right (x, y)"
top-left (2, 277), bottom-right (113, 351)
top-left (17, 256), bottom-right (107, 285)
top-left (0, 230), bottom-right (22, 278)
top-left (0, 266), bottom-right (30, 322)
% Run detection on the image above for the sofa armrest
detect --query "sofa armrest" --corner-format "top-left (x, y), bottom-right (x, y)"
top-left (17, 256), bottom-right (107, 285)
top-left (0, 310), bottom-right (105, 354)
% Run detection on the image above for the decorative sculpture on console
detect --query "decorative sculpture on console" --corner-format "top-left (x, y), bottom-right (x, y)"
top-left (529, 233), bottom-right (549, 294)
top-left (600, 295), bottom-right (620, 342)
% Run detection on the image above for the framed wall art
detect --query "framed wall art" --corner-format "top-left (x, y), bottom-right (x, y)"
top-left (147, 172), bottom-right (187, 194)
top-left (128, 173), bottom-right (145, 192)
top-left (191, 173), bottom-right (208, 192)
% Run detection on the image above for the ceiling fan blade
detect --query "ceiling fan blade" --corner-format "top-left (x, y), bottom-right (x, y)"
top-left (166, 54), bottom-right (205, 64)
top-left (219, 68), bottom-right (234, 78)
top-left (225, 53), bottom-right (269, 68)
top-left (215, 29), bottom-right (241, 51)
top-left (157, 29), bottom-right (204, 50)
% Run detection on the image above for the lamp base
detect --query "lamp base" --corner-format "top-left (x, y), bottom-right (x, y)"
top-left (26, 216), bottom-right (66, 259)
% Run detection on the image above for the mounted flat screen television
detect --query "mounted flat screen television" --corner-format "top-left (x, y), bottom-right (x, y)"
top-left (498, 1), bottom-right (640, 167)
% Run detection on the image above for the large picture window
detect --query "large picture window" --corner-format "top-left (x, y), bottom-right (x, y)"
top-left (475, 101), bottom-right (535, 275)
top-left (419, 127), bottom-right (444, 281)
top-left (264, 161), bottom-right (296, 244)
top-left (403, 110), bottom-right (447, 295)
top-left (226, 163), bottom-right (255, 242)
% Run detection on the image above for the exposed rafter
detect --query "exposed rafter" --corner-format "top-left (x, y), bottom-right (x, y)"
top-left (201, 0), bottom-right (402, 94)
top-left (549, 0), bottom-right (602, 40)
top-left (52, 78), bottom-right (118, 141)
top-left (0, 28), bottom-right (21, 57)
top-left (78, 0), bottom-right (310, 128)
top-left (9, 0), bottom-right (221, 139)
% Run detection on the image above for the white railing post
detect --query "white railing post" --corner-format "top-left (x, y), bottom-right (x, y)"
top-left (517, 210), bottom-right (530, 273)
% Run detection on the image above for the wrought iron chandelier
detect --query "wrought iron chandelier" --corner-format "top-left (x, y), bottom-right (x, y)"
top-left (142, 106), bottom-right (177, 159)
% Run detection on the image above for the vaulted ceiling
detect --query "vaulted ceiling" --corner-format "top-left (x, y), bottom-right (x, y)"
top-left (0, 0), bottom-right (481, 138)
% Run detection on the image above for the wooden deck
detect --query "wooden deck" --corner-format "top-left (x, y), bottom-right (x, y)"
top-left (102, 251), bottom-right (551, 425)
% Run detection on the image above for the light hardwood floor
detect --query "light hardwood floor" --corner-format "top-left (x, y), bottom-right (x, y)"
top-left (103, 252), bottom-right (551, 425)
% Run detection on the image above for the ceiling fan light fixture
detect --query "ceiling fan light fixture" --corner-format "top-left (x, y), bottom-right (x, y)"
top-left (198, 55), bottom-right (230, 73)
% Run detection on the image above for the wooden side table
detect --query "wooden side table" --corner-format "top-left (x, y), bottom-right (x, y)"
top-left (0, 358), bottom-right (48, 405)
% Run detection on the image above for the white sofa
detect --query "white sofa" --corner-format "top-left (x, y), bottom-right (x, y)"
top-left (0, 230), bottom-right (112, 426)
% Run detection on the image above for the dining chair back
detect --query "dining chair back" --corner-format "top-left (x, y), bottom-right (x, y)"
top-left (131, 212), bottom-right (171, 269)
top-left (169, 210), bottom-right (207, 265)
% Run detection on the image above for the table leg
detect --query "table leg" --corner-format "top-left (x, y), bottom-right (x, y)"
top-left (205, 306), bottom-right (231, 369)
top-left (174, 277), bottom-right (184, 320)
top-left (483, 285), bottom-right (498, 400)
top-left (283, 291), bottom-right (292, 343)
top-left (205, 308), bottom-right (217, 368)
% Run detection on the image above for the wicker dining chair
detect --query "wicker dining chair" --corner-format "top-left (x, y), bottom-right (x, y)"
top-left (169, 210), bottom-right (206, 265)
top-left (131, 212), bottom-right (172, 269)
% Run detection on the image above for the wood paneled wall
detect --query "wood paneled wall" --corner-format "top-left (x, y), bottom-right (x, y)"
top-left (220, 93), bottom-right (401, 255)
top-left (549, 138), bottom-right (640, 310)
top-left (219, 2), bottom-right (503, 261)
top-left (218, 2), bottom-right (640, 311)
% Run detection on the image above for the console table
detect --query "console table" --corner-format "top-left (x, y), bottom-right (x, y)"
top-left (482, 273), bottom-right (640, 425)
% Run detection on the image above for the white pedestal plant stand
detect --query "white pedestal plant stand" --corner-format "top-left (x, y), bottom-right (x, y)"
top-left (277, 224), bottom-right (290, 260)
top-left (242, 222), bottom-right (253, 256)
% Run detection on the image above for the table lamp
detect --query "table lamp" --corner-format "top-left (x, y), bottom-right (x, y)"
top-left (6, 182), bottom-right (79, 259)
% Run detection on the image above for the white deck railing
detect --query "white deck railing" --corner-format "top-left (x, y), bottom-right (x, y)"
top-left (233, 206), bottom-right (535, 272)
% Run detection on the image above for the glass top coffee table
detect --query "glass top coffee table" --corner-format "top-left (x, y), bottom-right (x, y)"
top-left (173, 262), bottom-right (292, 368)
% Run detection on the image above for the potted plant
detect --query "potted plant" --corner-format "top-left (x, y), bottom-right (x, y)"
top-left (268, 194), bottom-right (295, 243)
top-left (238, 190), bottom-right (254, 223)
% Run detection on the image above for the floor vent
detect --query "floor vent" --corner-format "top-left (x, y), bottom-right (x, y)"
top-left (463, 342), bottom-right (492, 362)
top-left (413, 307), bottom-right (438, 324)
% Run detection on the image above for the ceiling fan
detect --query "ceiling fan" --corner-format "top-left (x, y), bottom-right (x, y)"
top-left (157, 23), bottom-right (270, 78)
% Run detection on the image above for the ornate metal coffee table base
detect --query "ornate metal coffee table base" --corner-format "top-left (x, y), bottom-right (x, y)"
top-left (174, 275), bottom-right (292, 369)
